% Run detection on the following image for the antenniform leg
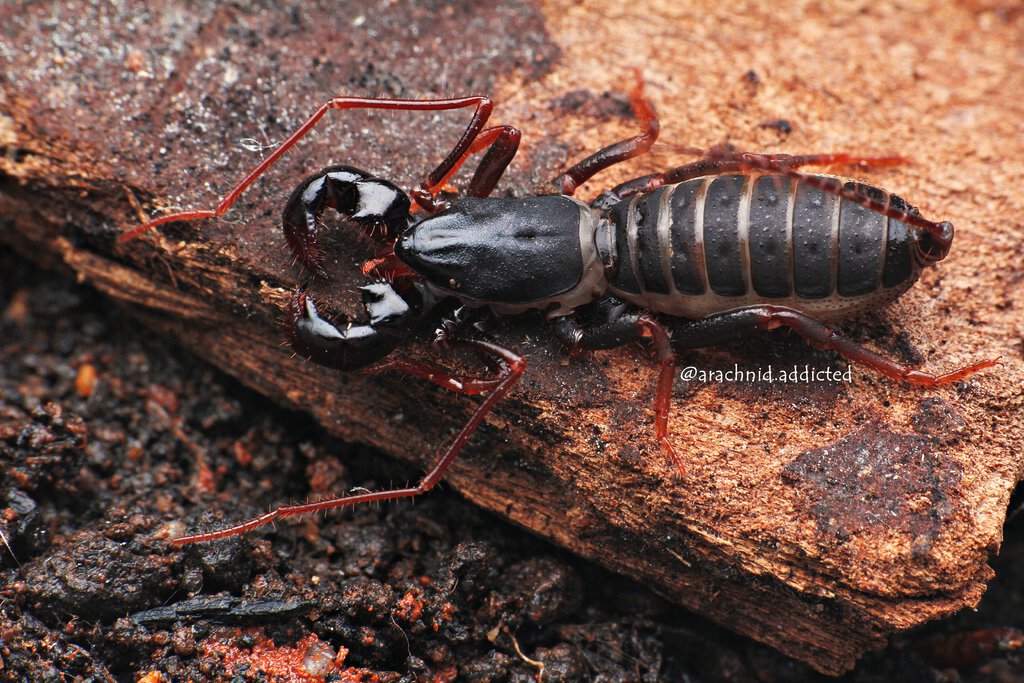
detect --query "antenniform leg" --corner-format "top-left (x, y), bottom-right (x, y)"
top-left (669, 305), bottom-right (998, 385)
top-left (172, 336), bottom-right (525, 544)
top-left (551, 301), bottom-right (683, 477)
top-left (121, 95), bottom-right (514, 242)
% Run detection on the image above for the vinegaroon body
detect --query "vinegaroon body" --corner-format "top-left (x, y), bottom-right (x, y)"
top-left (121, 81), bottom-right (997, 544)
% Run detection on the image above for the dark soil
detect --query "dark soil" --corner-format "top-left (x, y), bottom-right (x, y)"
top-left (1, 247), bottom-right (1021, 681)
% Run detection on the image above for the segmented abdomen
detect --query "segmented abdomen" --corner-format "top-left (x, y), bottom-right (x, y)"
top-left (599, 174), bottom-right (921, 321)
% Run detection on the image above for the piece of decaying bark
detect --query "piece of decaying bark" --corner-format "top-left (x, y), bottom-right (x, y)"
top-left (2, 0), bottom-right (1022, 674)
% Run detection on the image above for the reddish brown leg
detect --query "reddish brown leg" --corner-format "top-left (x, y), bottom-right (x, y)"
top-left (743, 152), bottom-right (905, 168)
top-left (729, 151), bottom-right (950, 240)
top-left (414, 124), bottom-right (522, 207)
top-left (171, 339), bottom-right (525, 545)
top-left (121, 95), bottom-right (502, 242)
top-left (594, 152), bottom-right (904, 209)
top-left (637, 315), bottom-right (684, 477)
top-left (550, 306), bottom-right (684, 478)
top-left (672, 305), bottom-right (998, 386)
top-left (668, 145), bottom-right (907, 170)
top-left (548, 74), bottom-right (660, 196)
top-left (755, 307), bottom-right (999, 385)
top-left (590, 150), bottom-right (953, 257)
top-left (367, 354), bottom-right (507, 395)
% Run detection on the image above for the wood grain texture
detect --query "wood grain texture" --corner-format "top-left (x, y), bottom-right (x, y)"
top-left (2, 0), bottom-right (1022, 673)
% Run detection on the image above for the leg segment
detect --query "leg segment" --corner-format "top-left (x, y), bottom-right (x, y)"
top-left (552, 306), bottom-right (684, 477)
top-left (548, 75), bottom-right (660, 196)
top-left (591, 152), bottom-right (906, 210)
top-left (742, 152), bottom-right (905, 168)
top-left (589, 148), bottom-right (953, 257)
top-left (171, 339), bottom-right (525, 544)
top-left (121, 95), bottom-right (503, 242)
top-left (671, 305), bottom-right (998, 386)
top-left (729, 151), bottom-right (951, 247)
top-left (413, 124), bottom-right (522, 210)
top-left (368, 350), bottom-right (509, 396)
top-left (550, 301), bottom-right (641, 352)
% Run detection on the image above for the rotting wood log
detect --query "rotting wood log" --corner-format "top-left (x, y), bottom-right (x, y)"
top-left (2, 0), bottom-right (1022, 674)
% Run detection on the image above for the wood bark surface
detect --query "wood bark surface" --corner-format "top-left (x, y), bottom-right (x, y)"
top-left (2, 0), bottom-right (1022, 674)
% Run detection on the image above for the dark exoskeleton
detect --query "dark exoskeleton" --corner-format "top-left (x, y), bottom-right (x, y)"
top-left (122, 82), bottom-right (996, 544)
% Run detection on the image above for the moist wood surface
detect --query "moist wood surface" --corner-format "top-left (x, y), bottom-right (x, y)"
top-left (2, 0), bottom-right (1023, 674)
